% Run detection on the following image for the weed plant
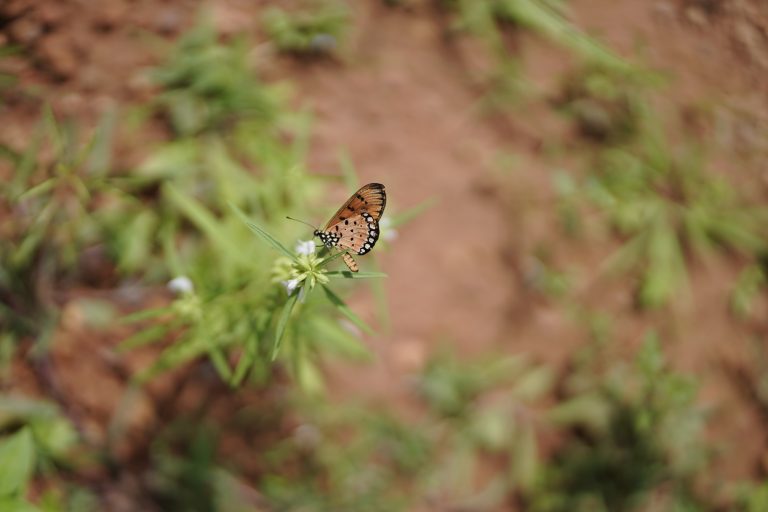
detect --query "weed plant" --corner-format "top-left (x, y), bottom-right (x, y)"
top-left (529, 334), bottom-right (709, 511)
top-left (0, 395), bottom-right (84, 511)
top-left (587, 120), bottom-right (767, 308)
top-left (0, 110), bottom-right (116, 353)
top-left (439, 0), bottom-right (631, 105)
top-left (113, 21), bottom-right (389, 391)
top-left (263, 2), bottom-right (349, 56)
top-left (556, 64), bottom-right (662, 144)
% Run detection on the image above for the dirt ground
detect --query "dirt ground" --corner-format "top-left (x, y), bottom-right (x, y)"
top-left (3, 0), bottom-right (768, 502)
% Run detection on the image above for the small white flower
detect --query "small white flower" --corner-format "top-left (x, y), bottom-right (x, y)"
top-left (167, 276), bottom-right (194, 295)
top-left (282, 278), bottom-right (300, 295)
top-left (295, 240), bottom-right (316, 255)
top-left (380, 217), bottom-right (398, 242)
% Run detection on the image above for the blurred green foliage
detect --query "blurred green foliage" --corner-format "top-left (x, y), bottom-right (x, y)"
top-left (0, 109), bottom-right (116, 349)
top-left (114, 20), bottom-right (388, 391)
top-left (0, 396), bottom-right (86, 512)
top-left (263, 2), bottom-right (349, 56)
top-left (556, 64), bottom-right (663, 143)
top-left (532, 334), bottom-right (709, 511)
top-left (2, 4), bottom-right (768, 512)
top-left (588, 120), bottom-right (767, 308)
top-left (151, 22), bottom-right (281, 137)
top-left (0, 46), bottom-right (20, 97)
top-left (550, 63), bottom-right (768, 308)
top-left (260, 406), bottom-right (431, 511)
top-left (439, 0), bottom-right (632, 105)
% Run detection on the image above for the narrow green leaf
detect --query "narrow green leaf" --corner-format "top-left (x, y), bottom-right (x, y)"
top-left (0, 427), bottom-right (35, 496)
top-left (294, 354), bottom-right (325, 395)
top-left (509, 422), bottom-right (538, 492)
top-left (160, 218), bottom-right (184, 277)
top-left (135, 326), bottom-right (226, 383)
top-left (119, 324), bottom-right (172, 352)
top-left (321, 284), bottom-right (374, 335)
top-left (388, 197), bottom-right (438, 228)
top-left (208, 347), bottom-right (232, 381)
top-left (13, 121), bottom-right (45, 194)
top-left (309, 316), bottom-right (371, 360)
top-left (17, 178), bottom-right (55, 202)
top-left (230, 333), bottom-right (260, 387)
top-left (0, 397), bottom-right (57, 429)
top-left (325, 271), bottom-right (388, 279)
top-left (164, 184), bottom-right (244, 259)
top-left (120, 307), bottom-right (173, 324)
top-left (318, 250), bottom-right (347, 267)
top-left (85, 107), bottom-right (116, 177)
top-left (230, 202), bottom-right (294, 258)
top-left (273, 292), bottom-right (299, 360)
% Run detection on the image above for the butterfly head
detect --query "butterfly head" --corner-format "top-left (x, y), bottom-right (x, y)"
top-left (314, 229), bottom-right (340, 248)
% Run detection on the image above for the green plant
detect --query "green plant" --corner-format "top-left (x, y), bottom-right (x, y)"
top-left (585, 121), bottom-right (768, 308)
top-left (445, 0), bottom-right (628, 66)
top-left (121, 202), bottom-right (385, 392)
top-left (735, 480), bottom-right (768, 512)
top-left (556, 64), bottom-right (662, 143)
top-left (0, 109), bottom-right (116, 349)
top-left (151, 21), bottom-right (283, 137)
top-left (531, 334), bottom-right (709, 511)
top-left (439, 0), bottom-right (633, 106)
top-left (260, 402), bottom-right (431, 511)
top-left (731, 259), bottom-right (768, 319)
top-left (263, 3), bottom-right (349, 56)
top-left (0, 395), bottom-right (85, 511)
top-left (107, 18), bottom-right (392, 391)
top-left (416, 350), bottom-right (553, 508)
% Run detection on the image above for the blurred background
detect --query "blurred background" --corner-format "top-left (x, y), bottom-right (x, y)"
top-left (2, 0), bottom-right (768, 510)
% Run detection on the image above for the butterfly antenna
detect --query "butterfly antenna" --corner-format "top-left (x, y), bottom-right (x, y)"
top-left (286, 216), bottom-right (318, 230)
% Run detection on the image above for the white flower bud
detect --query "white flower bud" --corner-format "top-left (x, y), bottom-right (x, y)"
top-left (167, 276), bottom-right (194, 295)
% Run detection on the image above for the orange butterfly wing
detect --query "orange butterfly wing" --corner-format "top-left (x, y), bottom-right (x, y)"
top-left (324, 183), bottom-right (386, 229)
top-left (318, 183), bottom-right (386, 272)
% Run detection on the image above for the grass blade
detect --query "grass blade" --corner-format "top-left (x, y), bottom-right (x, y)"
top-left (318, 250), bottom-right (347, 267)
top-left (208, 347), bottom-right (233, 381)
top-left (231, 332), bottom-right (260, 386)
top-left (119, 324), bottom-right (173, 352)
top-left (0, 427), bottom-right (34, 496)
top-left (120, 307), bottom-right (173, 324)
top-left (164, 183), bottom-right (244, 259)
top-left (388, 197), bottom-right (437, 228)
top-left (230, 202), bottom-right (294, 258)
top-left (325, 271), bottom-right (388, 279)
top-left (273, 292), bottom-right (299, 360)
top-left (321, 284), bottom-right (373, 335)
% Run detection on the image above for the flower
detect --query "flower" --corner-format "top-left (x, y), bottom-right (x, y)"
top-left (167, 276), bottom-right (194, 295)
top-left (295, 239), bottom-right (316, 255)
top-left (281, 278), bottom-right (300, 296)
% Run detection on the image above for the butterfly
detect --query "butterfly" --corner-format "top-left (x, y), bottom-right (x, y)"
top-left (314, 183), bottom-right (386, 272)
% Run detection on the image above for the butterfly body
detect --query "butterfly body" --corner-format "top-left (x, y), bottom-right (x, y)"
top-left (314, 183), bottom-right (386, 272)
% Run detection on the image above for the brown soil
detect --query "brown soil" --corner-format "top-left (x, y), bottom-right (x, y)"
top-left (3, 0), bottom-right (768, 505)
